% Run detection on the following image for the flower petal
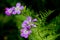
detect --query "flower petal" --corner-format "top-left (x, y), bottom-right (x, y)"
top-left (32, 19), bottom-right (37, 22)
top-left (5, 11), bottom-right (11, 16)
top-left (20, 28), bottom-right (31, 38)
top-left (31, 24), bottom-right (36, 27)
top-left (20, 6), bottom-right (24, 10)
top-left (17, 10), bottom-right (21, 14)
top-left (16, 3), bottom-right (21, 7)
top-left (27, 16), bottom-right (32, 22)
top-left (12, 11), bottom-right (16, 15)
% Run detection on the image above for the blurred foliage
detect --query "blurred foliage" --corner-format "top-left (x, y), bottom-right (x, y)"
top-left (0, 0), bottom-right (60, 40)
top-left (28, 10), bottom-right (60, 40)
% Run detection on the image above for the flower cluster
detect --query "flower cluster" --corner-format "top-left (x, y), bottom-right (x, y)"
top-left (20, 16), bottom-right (37, 38)
top-left (5, 2), bottom-right (37, 38)
top-left (5, 3), bottom-right (24, 16)
top-left (20, 28), bottom-right (31, 38)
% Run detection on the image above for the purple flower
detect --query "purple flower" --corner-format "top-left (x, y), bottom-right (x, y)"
top-left (5, 8), bottom-right (13, 16)
top-left (5, 2), bottom-right (24, 15)
top-left (22, 20), bottom-right (31, 29)
top-left (12, 3), bottom-right (24, 14)
top-left (21, 16), bottom-right (37, 38)
top-left (22, 16), bottom-right (37, 29)
top-left (20, 28), bottom-right (31, 38)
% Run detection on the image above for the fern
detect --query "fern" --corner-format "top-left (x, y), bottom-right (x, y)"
top-left (28, 10), bottom-right (60, 40)
top-left (39, 10), bottom-right (54, 22)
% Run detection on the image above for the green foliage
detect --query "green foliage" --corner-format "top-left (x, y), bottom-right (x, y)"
top-left (13, 6), bottom-right (60, 40)
top-left (28, 10), bottom-right (60, 40)
top-left (39, 10), bottom-right (54, 22)
top-left (15, 14), bottom-right (26, 29)
top-left (0, 3), bottom-right (60, 40)
top-left (8, 6), bottom-right (56, 40)
top-left (0, 0), bottom-right (60, 40)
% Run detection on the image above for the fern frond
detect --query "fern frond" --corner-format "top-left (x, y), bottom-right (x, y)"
top-left (40, 10), bottom-right (54, 20)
